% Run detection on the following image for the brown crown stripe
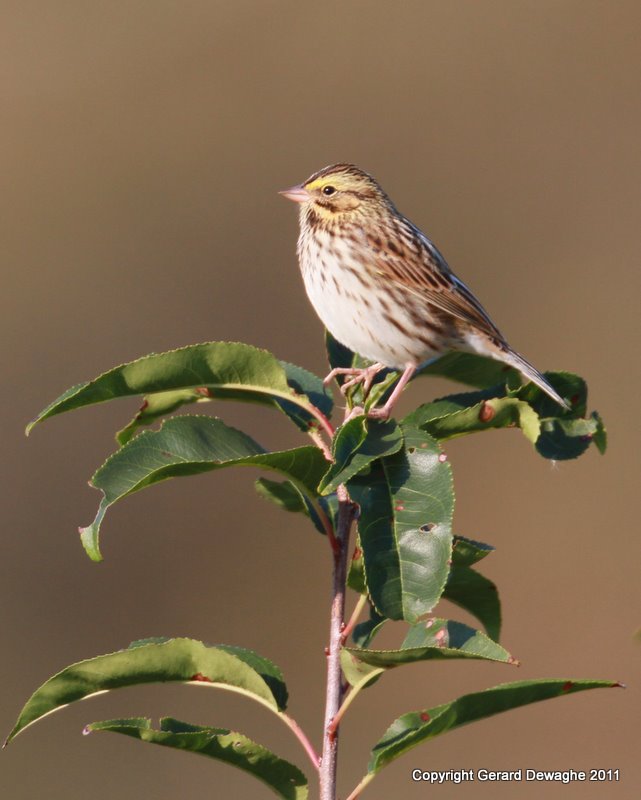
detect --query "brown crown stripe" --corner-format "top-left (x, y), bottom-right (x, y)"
top-left (305, 163), bottom-right (371, 183)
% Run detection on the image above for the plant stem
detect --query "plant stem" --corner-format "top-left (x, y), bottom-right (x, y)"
top-left (280, 712), bottom-right (320, 772)
top-left (308, 427), bottom-right (334, 462)
top-left (319, 483), bottom-right (356, 800)
top-left (327, 665), bottom-right (384, 742)
top-left (325, 688), bottom-right (354, 740)
top-left (345, 772), bottom-right (375, 800)
top-left (341, 593), bottom-right (367, 645)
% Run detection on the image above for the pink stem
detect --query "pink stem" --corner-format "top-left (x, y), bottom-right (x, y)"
top-left (306, 403), bottom-right (335, 442)
top-left (319, 480), bottom-right (356, 800)
top-left (280, 712), bottom-right (320, 772)
top-left (340, 594), bottom-right (367, 645)
top-left (308, 428), bottom-right (333, 462)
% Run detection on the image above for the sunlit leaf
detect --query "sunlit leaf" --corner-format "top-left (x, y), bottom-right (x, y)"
top-left (27, 342), bottom-right (332, 437)
top-left (405, 392), bottom-right (541, 445)
top-left (367, 679), bottom-right (622, 774)
top-left (80, 415), bottom-right (328, 560)
top-left (451, 535), bottom-right (495, 567)
top-left (6, 638), bottom-right (289, 744)
top-left (343, 618), bottom-right (513, 682)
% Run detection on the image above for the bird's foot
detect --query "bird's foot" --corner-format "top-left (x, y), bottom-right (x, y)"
top-left (323, 363), bottom-right (385, 398)
top-left (329, 363), bottom-right (417, 423)
top-left (344, 405), bottom-right (365, 423)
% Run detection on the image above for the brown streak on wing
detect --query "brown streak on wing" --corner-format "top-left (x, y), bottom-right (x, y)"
top-left (374, 216), bottom-right (506, 343)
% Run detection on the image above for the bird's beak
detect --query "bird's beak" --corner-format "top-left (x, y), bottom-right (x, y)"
top-left (279, 184), bottom-right (311, 203)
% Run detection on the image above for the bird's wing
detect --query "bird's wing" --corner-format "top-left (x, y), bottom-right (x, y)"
top-left (378, 219), bottom-right (506, 343)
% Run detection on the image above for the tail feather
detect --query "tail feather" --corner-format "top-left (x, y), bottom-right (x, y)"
top-left (501, 347), bottom-right (570, 410)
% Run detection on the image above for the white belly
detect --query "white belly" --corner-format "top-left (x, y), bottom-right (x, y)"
top-left (298, 230), bottom-right (444, 368)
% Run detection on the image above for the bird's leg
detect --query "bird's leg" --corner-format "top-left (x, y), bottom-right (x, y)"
top-left (367, 363), bottom-right (416, 421)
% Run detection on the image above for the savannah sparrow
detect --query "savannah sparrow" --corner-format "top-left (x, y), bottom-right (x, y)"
top-left (281, 163), bottom-right (569, 418)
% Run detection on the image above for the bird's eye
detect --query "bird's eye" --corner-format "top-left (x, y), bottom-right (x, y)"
top-left (322, 185), bottom-right (336, 196)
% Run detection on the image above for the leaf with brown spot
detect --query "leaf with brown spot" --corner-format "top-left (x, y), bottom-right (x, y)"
top-left (85, 718), bottom-right (308, 800)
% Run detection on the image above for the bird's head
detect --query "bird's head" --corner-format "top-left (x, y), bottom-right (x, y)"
top-left (280, 164), bottom-right (390, 225)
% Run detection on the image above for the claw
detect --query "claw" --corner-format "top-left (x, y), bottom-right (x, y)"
top-left (323, 367), bottom-right (364, 387)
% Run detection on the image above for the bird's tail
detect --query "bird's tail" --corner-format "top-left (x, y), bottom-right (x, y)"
top-left (501, 347), bottom-right (570, 410)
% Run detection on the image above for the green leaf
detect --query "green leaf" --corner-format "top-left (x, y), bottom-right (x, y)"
top-left (536, 412), bottom-right (606, 460)
top-left (367, 679), bottom-right (622, 775)
top-left (116, 361), bottom-right (334, 445)
top-left (213, 644), bottom-right (289, 711)
top-left (254, 478), bottom-right (327, 535)
top-left (451, 535), bottom-right (495, 567)
top-left (277, 360), bottom-right (334, 432)
top-left (406, 393), bottom-right (541, 445)
top-left (352, 604), bottom-right (388, 649)
top-left (80, 415), bottom-right (328, 561)
top-left (442, 567), bottom-right (501, 641)
top-left (86, 717), bottom-right (308, 800)
top-left (347, 539), bottom-right (367, 595)
top-left (400, 618), bottom-right (506, 660)
top-left (406, 382), bottom-right (605, 461)
top-left (348, 424), bottom-right (454, 622)
top-left (402, 390), bottom-right (493, 428)
top-left (26, 342), bottom-right (332, 436)
top-left (255, 478), bottom-right (308, 513)
top-left (116, 388), bottom-right (211, 445)
top-left (324, 337), bottom-right (605, 459)
top-left (343, 619), bottom-right (514, 680)
top-left (339, 650), bottom-right (384, 693)
top-left (516, 373), bottom-right (607, 459)
top-left (319, 417), bottom-right (403, 495)
top-left (6, 638), bottom-right (289, 744)
top-left (519, 371), bottom-right (586, 417)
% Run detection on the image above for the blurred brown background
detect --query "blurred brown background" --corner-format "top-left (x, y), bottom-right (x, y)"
top-left (2, 2), bottom-right (639, 798)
